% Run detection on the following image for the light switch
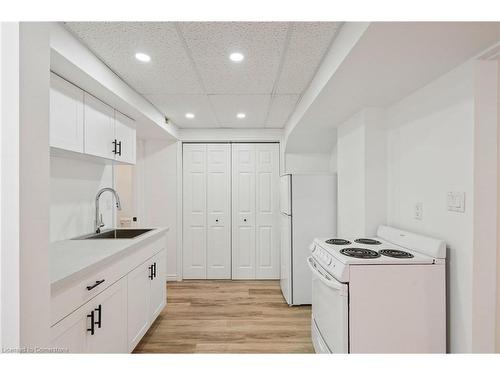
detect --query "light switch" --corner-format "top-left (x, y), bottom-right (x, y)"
top-left (447, 192), bottom-right (465, 213)
top-left (414, 202), bottom-right (423, 220)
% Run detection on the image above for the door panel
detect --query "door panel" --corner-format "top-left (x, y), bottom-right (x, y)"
top-left (255, 144), bottom-right (280, 279)
top-left (206, 144), bottom-right (231, 279)
top-left (114, 110), bottom-right (136, 164)
top-left (150, 250), bottom-right (167, 321)
top-left (49, 73), bottom-right (84, 153)
top-left (232, 144), bottom-right (256, 279)
top-left (183, 144), bottom-right (207, 279)
top-left (84, 93), bottom-right (115, 160)
top-left (86, 278), bottom-right (127, 353)
top-left (127, 262), bottom-right (151, 352)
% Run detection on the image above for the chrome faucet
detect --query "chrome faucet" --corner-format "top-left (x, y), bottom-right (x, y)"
top-left (95, 187), bottom-right (122, 233)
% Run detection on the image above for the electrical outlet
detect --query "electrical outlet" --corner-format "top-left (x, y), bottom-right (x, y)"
top-left (414, 202), bottom-right (423, 220)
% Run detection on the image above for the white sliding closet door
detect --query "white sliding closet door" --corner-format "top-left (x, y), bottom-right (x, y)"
top-left (232, 144), bottom-right (257, 279)
top-left (183, 144), bottom-right (207, 279)
top-left (206, 144), bottom-right (231, 279)
top-left (255, 144), bottom-right (280, 279)
top-left (232, 143), bottom-right (280, 279)
top-left (183, 144), bottom-right (231, 279)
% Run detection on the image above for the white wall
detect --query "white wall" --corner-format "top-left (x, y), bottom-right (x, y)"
top-left (50, 156), bottom-right (115, 241)
top-left (336, 108), bottom-right (387, 237)
top-left (1, 22), bottom-right (50, 350)
top-left (285, 153), bottom-right (333, 174)
top-left (497, 59), bottom-right (500, 353)
top-left (138, 140), bottom-right (178, 280)
top-left (386, 61), bottom-right (475, 353)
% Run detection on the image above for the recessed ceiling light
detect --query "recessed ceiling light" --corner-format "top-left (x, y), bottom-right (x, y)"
top-left (185, 113), bottom-right (195, 119)
top-left (229, 52), bottom-right (244, 62)
top-left (236, 113), bottom-right (246, 119)
top-left (135, 52), bottom-right (151, 62)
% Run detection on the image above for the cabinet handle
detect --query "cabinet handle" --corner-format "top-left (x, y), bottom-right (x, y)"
top-left (112, 139), bottom-right (117, 154)
top-left (87, 310), bottom-right (95, 335)
top-left (86, 279), bottom-right (105, 291)
top-left (94, 304), bottom-right (102, 329)
top-left (148, 265), bottom-right (154, 280)
top-left (117, 141), bottom-right (122, 156)
top-left (153, 262), bottom-right (157, 278)
top-left (243, 218), bottom-right (247, 222)
top-left (215, 219), bottom-right (219, 223)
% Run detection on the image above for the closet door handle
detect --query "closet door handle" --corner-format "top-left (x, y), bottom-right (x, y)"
top-left (87, 310), bottom-right (95, 335)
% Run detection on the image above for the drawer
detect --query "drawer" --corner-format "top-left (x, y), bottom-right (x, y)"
top-left (51, 234), bottom-right (165, 326)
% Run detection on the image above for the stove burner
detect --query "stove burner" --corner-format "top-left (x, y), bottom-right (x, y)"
top-left (340, 247), bottom-right (380, 259)
top-left (355, 238), bottom-right (382, 245)
top-left (379, 249), bottom-right (414, 258)
top-left (326, 238), bottom-right (351, 245)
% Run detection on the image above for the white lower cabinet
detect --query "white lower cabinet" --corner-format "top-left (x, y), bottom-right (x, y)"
top-left (127, 249), bottom-right (167, 352)
top-left (51, 241), bottom-right (167, 353)
top-left (149, 250), bottom-right (167, 320)
top-left (51, 278), bottom-right (127, 353)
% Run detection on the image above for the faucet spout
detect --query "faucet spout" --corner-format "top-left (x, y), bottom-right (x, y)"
top-left (95, 187), bottom-right (122, 233)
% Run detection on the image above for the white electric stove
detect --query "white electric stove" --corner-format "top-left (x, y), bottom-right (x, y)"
top-left (308, 225), bottom-right (446, 353)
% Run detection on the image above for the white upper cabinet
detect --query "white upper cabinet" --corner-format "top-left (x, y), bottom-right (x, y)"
top-left (114, 110), bottom-right (136, 165)
top-left (84, 93), bottom-right (116, 160)
top-left (49, 73), bottom-right (84, 153)
top-left (50, 74), bottom-right (136, 165)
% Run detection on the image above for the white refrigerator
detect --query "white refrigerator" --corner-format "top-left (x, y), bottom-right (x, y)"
top-left (280, 173), bottom-right (337, 305)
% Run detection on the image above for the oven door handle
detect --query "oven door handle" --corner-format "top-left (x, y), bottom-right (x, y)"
top-left (307, 256), bottom-right (346, 291)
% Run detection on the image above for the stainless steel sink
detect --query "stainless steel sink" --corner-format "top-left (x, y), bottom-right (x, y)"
top-left (73, 229), bottom-right (153, 240)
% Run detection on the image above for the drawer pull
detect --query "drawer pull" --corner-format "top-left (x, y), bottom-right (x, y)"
top-left (149, 265), bottom-right (154, 280)
top-left (86, 279), bottom-right (105, 291)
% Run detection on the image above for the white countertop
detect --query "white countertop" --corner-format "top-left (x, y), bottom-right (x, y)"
top-left (50, 227), bottom-right (168, 289)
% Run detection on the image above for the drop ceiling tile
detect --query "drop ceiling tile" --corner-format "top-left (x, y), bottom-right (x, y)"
top-left (179, 22), bottom-right (289, 94)
top-left (64, 22), bottom-right (203, 95)
top-left (275, 22), bottom-right (342, 94)
top-left (265, 95), bottom-right (300, 128)
top-left (209, 95), bottom-right (271, 128)
top-left (145, 94), bottom-right (218, 128)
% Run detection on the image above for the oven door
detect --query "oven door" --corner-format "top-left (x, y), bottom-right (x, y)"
top-left (307, 256), bottom-right (349, 353)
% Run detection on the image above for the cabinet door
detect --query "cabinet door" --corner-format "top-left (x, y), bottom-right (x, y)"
top-left (49, 73), bottom-right (84, 153)
top-left (183, 144), bottom-right (207, 279)
top-left (127, 260), bottom-right (152, 352)
top-left (232, 144), bottom-right (256, 279)
top-left (84, 93), bottom-right (115, 160)
top-left (255, 144), bottom-right (280, 279)
top-left (206, 144), bottom-right (231, 279)
top-left (50, 307), bottom-right (88, 353)
top-left (114, 110), bottom-right (136, 165)
top-left (150, 249), bottom-right (167, 321)
top-left (86, 278), bottom-right (127, 353)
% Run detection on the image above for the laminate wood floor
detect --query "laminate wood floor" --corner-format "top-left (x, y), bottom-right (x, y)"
top-left (133, 280), bottom-right (314, 354)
